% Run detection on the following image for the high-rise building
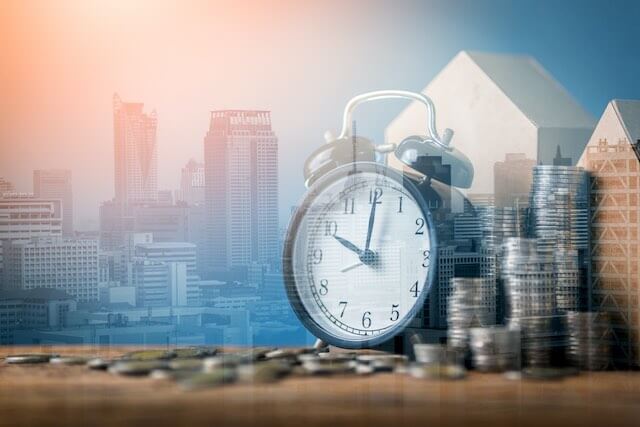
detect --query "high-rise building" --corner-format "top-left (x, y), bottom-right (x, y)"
top-left (2, 237), bottom-right (99, 302)
top-left (113, 93), bottom-right (158, 206)
top-left (99, 199), bottom-right (134, 251)
top-left (204, 110), bottom-right (279, 274)
top-left (0, 198), bottom-right (62, 278)
top-left (134, 242), bottom-right (200, 305)
top-left (33, 169), bottom-right (74, 236)
top-left (579, 99), bottom-right (640, 367)
top-left (0, 178), bottom-right (15, 196)
top-left (494, 153), bottom-right (537, 208)
top-left (177, 159), bottom-right (205, 206)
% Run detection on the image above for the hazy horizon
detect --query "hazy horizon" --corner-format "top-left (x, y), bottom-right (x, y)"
top-left (2, 0), bottom-right (639, 230)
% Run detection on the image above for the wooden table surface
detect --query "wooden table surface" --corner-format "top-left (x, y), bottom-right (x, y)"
top-left (1, 346), bottom-right (639, 427)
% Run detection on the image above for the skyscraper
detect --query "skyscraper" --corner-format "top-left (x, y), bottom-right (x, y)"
top-left (177, 159), bottom-right (205, 206)
top-left (33, 169), bottom-right (73, 236)
top-left (579, 99), bottom-right (640, 367)
top-left (113, 93), bottom-right (158, 206)
top-left (204, 111), bottom-right (279, 274)
top-left (494, 153), bottom-right (536, 208)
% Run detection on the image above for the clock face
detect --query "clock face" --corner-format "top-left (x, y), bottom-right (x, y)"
top-left (284, 163), bottom-right (436, 348)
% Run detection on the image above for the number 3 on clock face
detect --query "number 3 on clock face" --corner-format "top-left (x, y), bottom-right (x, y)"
top-left (283, 163), bottom-right (437, 349)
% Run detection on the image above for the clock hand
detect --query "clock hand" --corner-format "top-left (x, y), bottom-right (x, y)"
top-left (340, 262), bottom-right (363, 273)
top-left (333, 235), bottom-right (364, 256)
top-left (365, 189), bottom-right (382, 251)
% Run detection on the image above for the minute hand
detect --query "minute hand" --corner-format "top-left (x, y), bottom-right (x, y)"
top-left (365, 190), bottom-right (381, 251)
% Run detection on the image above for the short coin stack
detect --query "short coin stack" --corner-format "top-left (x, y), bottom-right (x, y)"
top-left (502, 238), bottom-right (556, 367)
top-left (567, 311), bottom-right (610, 371)
top-left (469, 326), bottom-right (521, 372)
top-left (447, 277), bottom-right (496, 352)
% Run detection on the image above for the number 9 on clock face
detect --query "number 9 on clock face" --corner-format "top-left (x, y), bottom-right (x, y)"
top-left (283, 163), bottom-right (437, 348)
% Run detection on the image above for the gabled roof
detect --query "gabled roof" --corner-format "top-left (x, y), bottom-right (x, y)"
top-left (613, 99), bottom-right (640, 145)
top-left (463, 51), bottom-right (595, 129)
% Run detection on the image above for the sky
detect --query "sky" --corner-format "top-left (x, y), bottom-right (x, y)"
top-left (1, 0), bottom-right (639, 230)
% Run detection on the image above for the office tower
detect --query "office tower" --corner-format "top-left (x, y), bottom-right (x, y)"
top-left (33, 169), bottom-right (74, 236)
top-left (132, 204), bottom-right (190, 242)
top-left (2, 237), bottom-right (99, 302)
top-left (467, 193), bottom-right (495, 209)
top-left (131, 259), bottom-right (187, 307)
top-left (386, 51), bottom-right (594, 195)
top-left (99, 200), bottom-right (134, 251)
top-left (494, 153), bottom-right (536, 208)
top-left (178, 159), bottom-right (205, 206)
top-left (113, 93), bottom-right (158, 206)
top-left (204, 110), bottom-right (279, 273)
top-left (134, 242), bottom-right (199, 305)
top-left (579, 99), bottom-right (640, 367)
top-left (0, 178), bottom-right (14, 196)
top-left (0, 288), bottom-right (76, 344)
top-left (0, 198), bottom-right (62, 278)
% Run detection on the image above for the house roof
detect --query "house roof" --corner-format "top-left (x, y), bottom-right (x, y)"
top-left (613, 99), bottom-right (640, 145)
top-left (462, 51), bottom-right (595, 129)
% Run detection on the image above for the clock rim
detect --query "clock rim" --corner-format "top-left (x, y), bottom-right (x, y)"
top-left (282, 162), bottom-right (438, 349)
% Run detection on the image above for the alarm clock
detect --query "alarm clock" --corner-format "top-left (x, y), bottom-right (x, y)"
top-left (283, 90), bottom-right (473, 349)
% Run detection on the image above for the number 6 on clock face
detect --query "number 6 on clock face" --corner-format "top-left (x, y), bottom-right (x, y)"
top-left (283, 163), bottom-right (437, 349)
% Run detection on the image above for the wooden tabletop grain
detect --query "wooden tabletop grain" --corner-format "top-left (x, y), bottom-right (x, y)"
top-left (1, 346), bottom-right (639, 427)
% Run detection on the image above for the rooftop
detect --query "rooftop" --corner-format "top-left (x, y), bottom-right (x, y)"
top-left (462, 51), bottom-right (595, 129)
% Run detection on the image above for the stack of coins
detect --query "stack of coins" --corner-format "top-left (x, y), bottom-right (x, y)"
top-left (529, 166), bottom-right (589, 261)
top-left (469, 326), bottom-right (521, 372)
top-left (567, 311), bottom-right (610, 370)
top-left (447, 278), bottom-right (496, 351)
top-left (477, 206), bottom-right (527, 252)
top-left (502, 238), bottom-right (556, 367)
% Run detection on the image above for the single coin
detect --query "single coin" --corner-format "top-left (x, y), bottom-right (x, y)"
top-left (179, 368), bottom-right (237, 390)
top-left (50, 356), bottom-right (92, 366)
top-left (5, 353), bottom-right (59, 364)
top-left (108, 360), bottom-right (169, 376)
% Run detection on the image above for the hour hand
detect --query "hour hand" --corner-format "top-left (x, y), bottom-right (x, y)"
top-left (333, 235), bottom-right (363, 256)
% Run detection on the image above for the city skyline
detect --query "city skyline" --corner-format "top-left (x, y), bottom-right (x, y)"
top-left (3, 1), bottom-right (640, 231)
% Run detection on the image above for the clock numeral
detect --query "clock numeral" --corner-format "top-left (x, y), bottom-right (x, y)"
top-left (398, 196), bottom-right (403, 213)
top-left (410, 281), bottom-right (419, 298)
top-left (339, 301), bottom-right (348, 317)
top-left (324, 221), bottom-right (338, 236)
top-left (343, 198), bottom-right (355, 214)
top-left (415, 217), bottom-right (425, 235)
top-left (319, 279), bottom-right (328, 296)
top-left (422, 249), bottom-right (431, 268)
top-left (368, 187), bottom-right (383, 204)
top-left (390, 304), bottom-right (400, 322)
top-left (362, 311), bottom-right (372, 329)
top-left (311, 249), bottom-right (323, 264)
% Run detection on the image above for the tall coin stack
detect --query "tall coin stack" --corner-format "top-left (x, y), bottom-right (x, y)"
top-left (567, 311), bottom-right (610, 370)
top-left (502, 238), bottom-right (556, 367)
top-left (529, 165), bottom-right (590, 310)
top-left (447, 278), bottom-right (496, 352)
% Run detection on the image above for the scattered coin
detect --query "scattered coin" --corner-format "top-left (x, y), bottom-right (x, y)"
top-left (87, 358), bottom-right (111, 370)
top-left (108, 360), bottom-right (169, 376)
top-left (4, 353), bottom-right (59, 364)
top-left (179, 367), bottom-right (237, 390)
top-left (237, 360), bottom-right (291, 384)
top-left (50, 356), bottom-right (92, 366)
top-left (121, 350), bottom-right (174, 361)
